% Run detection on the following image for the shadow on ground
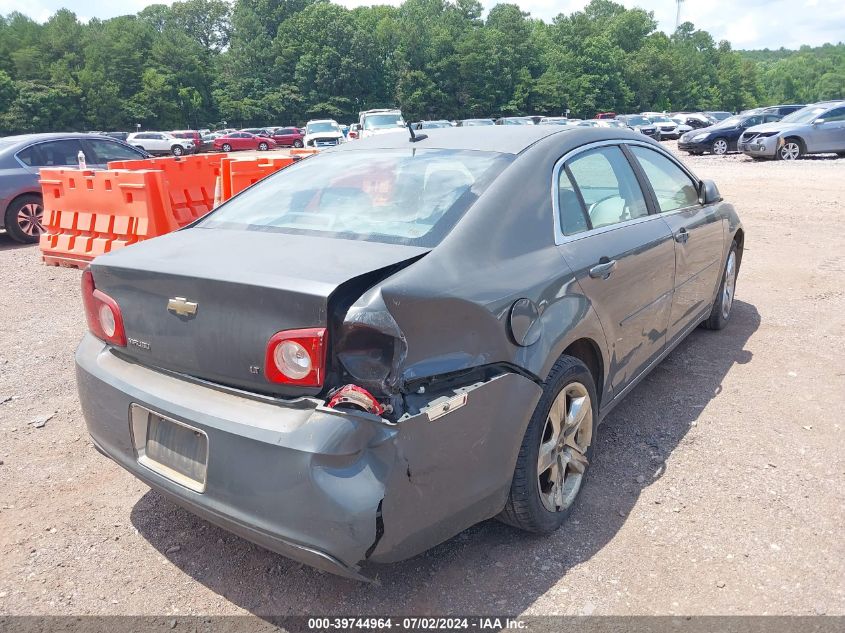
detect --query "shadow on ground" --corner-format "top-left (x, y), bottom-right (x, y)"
top-left (0, 233), bottom-right (35, 252)
top-left (131, 300), bottom-right (760, 615)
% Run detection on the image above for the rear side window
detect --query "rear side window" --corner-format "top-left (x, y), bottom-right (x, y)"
top-left (823, 107), bottom-right (845, 122)
top-left (17, 140), bottom-right (83, 167)
top-left (629, 146), bottom-right (699, 212)
top-left (564, 146), bottom-right (649, 230)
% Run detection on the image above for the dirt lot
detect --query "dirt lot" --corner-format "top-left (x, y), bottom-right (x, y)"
top-left (0, 144), bottom-right (843, 618)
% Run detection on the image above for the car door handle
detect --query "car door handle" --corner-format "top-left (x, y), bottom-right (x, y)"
top-left (675, 228), bottom-right (690, 244)
top-left (589, 258), bottom-right (617, 279)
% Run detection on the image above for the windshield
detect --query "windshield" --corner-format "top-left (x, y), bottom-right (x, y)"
top-left (714, 116), bottom-right (744, 128)
top-left (781, 105), bottom-right (827, 124)
top-left (306, 122), bottom-right (339, 134)
top-left (501, 118), bottom-right (531, 125)
top-left (200, 149), bottom-right (513, 247)
top-left (649, 116), bottom-right (672, 123)
top-left (462, 119), bottom-right (494, 126)
top-left (624, 116), bottom-right (650, 126)
top-left (363, 113), bottom-right (403, 130)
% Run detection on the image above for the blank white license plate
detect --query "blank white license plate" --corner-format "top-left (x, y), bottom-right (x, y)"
top-left (130, 404), bottom-right (208, 493)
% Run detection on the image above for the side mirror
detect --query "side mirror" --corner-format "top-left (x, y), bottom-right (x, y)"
top-left (813, 119), bottom-right (825, 125)
top-left (698, 179), bottom-right (722, 205)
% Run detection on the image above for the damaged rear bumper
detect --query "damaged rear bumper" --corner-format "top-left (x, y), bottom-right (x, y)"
top-left (76, 334), bottom-right (542, 580)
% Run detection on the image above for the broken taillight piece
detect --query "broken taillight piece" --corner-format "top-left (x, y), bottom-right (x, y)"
top-left (326, 384), bottom-right (385, 416)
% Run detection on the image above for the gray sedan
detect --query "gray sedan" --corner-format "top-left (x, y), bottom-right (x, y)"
top-left (76, 126), bottom-right (743, 580)
top-left (739, 100), bottom-right (845, 160)
top-left (0, 133), bottom-right (146, 243)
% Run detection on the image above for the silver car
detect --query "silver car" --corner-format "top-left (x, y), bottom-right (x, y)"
top-left (0, 134), bottom-right (147, 243)
top-left (739, 101), bottom-right (845, 160)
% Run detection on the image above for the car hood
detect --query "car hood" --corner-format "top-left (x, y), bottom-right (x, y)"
top-left (363, 127), bottom-right (406, 137)
top-left (744, 121), bottom-right (801, 134)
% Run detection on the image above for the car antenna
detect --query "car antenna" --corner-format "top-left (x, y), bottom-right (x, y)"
top-left (407, 122), bottom-right (427, 143)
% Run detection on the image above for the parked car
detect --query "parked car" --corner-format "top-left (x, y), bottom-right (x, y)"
top-left (412, 120), bottom-right (453, 130)
top-left (496, 117), bottom-right (535, 125)
top-left (270, 127), bottom-right (305, 148)
top-left (101, 131), bottom-right (130, 142)
top-left (199, 132), bottom-right (223, 152)
top-left (76, 125), bottom-right (742, 581)
top-left (671, 113), bottom-right (713, 129)
top-left (0, 133), bottom-right (147, 243)
top-left (704, 111), bottom-right (732, 122)
top-left (456, 118), bottom-right (495, 126)
top-left (595, 112), bottom-right (617, 119)
top-left (358, 109), bottom-right (405, 139)
top-left (615, 115), bottom-right (660, 140)
top-left (213, 131), bottom-right (277, 152)
top-left (303, 120), bottom-right (345, 148)
top-left (584, 119), bottom-right (625, 129)
top-left (170, 130), bottom-right (203, 154)
top-left (538, 117), bottom-right (575, 126)
top-left (739, 100), bottom-right (845, 160)
top-left (240, 128), bottom-right (274, 138)
top-left (127, 132), bottom-right (194, 156)
top-left (678, 112), bottom-right (782, 155)
top-left (741, 104), bottom-right (805, 117)
top-left (641, 113), bottom-right (681, 139)
top-left (347, 123), bottom-right (362, 140)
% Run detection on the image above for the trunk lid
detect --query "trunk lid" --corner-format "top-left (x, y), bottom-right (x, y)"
top-left (91, 227), bottom-right (428, 396)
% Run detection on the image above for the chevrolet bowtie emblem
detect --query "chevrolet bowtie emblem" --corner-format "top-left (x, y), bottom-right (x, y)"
top-left (167, 297), bottom-right (198, 318)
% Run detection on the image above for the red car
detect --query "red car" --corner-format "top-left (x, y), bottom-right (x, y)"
top-left (171, 130), bottom-right (202, 153)
top-left (270, 126), bottom-right (305, 148)
top-left (213, 132), bottom-right (277, 152)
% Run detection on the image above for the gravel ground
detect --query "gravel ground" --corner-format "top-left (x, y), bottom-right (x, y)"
top-left (0, 143), bottom-right (843, 618)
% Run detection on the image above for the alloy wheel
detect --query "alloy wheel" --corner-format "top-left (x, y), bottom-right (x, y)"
top-left (537, 382), bottom-right (593, 512)
top-left (780, 142), bottom-right (801, 160)
top-left (17, 202), bottom-right (44, 237)
top-left (722, 250), bottom-right (736, 320)
top-left (712, 139), bottom-right (728, 155)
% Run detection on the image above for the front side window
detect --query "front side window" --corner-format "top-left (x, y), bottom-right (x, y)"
top-left (84, 139), bottom-right (144, 164)
top-left (822, 107), bottom-right (845, 122)
top-left (630, 146), bottom-right (699, 212)
top-left (564, 146), bottom-right (649, 230)
top-left (200, 148), bottom-right (512, 246)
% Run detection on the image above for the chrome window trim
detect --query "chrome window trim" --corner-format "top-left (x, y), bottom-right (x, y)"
top-left (551, 138), bottom-right (703, 245)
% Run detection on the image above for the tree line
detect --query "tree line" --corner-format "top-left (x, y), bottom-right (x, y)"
top-left (0, 0), bottom-right (843, 134)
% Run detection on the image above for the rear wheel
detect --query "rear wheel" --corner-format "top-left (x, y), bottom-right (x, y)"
top-left (711, 138), bottom-right (728, 155)
top-left (4, 194), bottom-right (44, 244)
top-left (499, 355), bottom-right (597, 533)
top-left (778, 138), bottom-right (802, 160)
top-left (703, 241), bottom-right (738, 330)
top-left (221, 143), bottom-right (232, 152)
top-left (258, 142), bottom-right (269, 151)
top-left (293, 139), bottom-right (304, 148)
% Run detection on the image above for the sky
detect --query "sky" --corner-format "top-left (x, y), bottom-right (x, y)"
top-left (1, 0), bottom-right (843, 50)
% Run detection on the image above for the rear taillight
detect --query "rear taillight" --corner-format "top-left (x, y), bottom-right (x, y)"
top-left (81, 269), bottom-right (126, 347)
top-left (265, 328), bottom-right (327, 387)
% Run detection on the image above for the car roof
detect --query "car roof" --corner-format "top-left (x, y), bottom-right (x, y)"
top-left (331, 125), bottom-right (645, 155)
top-left (0, 132), bottom-right (132, 155)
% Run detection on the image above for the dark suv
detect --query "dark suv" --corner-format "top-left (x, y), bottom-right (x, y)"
top-left (0, 134), bottom-right (147, 243)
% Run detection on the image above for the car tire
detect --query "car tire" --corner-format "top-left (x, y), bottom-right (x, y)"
top-left (711, 138), bottom-right (729, 155)
top-left (4, 194), bottom-right (44, 244)
top-left (777, 138), bottom-right (803, 161)
top-left (171, 145), bottom-right (184, 156)
top-left (221, 143), bottom-right (232, 152)
top-left (499, 355), bottom-right (597, 534)
top-left (258, 142), bottom-right (269, 151)
top-left (702, 240), bottom-right (739, 331)
top-left (293, 140), bottom-right (304, 148)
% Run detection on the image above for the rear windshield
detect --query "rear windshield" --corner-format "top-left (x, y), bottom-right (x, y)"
top-left (200, 149), bottom-right (512, 247)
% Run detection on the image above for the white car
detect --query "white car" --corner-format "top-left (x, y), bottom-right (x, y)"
top-left (303, 120), bottom-right (345, 149)
top-left (640, 113), bottom-right (680, 140)
top-left (359, 109), bottom-right (405, 139)
top-left (126, 132), bottom-right (193, 156)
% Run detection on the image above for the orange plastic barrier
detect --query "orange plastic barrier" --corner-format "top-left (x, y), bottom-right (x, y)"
top-left (108, 154), bottom-right (223, 226)
top-left (39, 168), bottom-right (175, 269)
top-left (221, 156), bottom-right (295, 201)
top-left (290, 148), bottom-right (318, 158)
